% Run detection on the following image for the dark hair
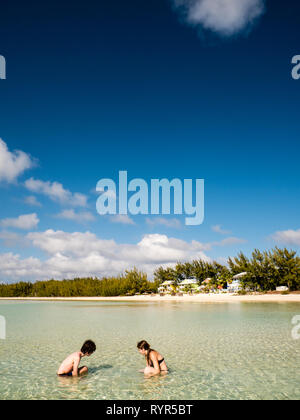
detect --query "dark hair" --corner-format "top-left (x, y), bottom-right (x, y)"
top-left (137, 340), bottom-right (152, 364)
top-left (81, 340), bottom-right (96, 355)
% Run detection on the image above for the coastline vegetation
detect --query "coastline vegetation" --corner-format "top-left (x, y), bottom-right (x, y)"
top-left (155, 247), bottom-right (300, 292)
top-left (0, 268), bottom-right (159, 298)
top-left (0, 247), bottom-right (299, 297)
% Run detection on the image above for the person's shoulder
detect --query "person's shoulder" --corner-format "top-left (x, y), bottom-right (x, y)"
top-left (71, 351), bottom-right (81, 360)
top-left (150, 349), bottom-right (158, 359)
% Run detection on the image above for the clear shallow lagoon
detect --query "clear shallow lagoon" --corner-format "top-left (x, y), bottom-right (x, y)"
top-left (0, 300), bottom-right (299, 400)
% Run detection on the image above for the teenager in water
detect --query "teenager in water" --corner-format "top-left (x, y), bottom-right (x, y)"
top-left (57, 340), bottom-right (96, 377)
top-left (137, 340), bottom-right (168, 376)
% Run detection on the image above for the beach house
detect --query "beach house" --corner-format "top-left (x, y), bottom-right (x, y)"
top-left (227, 272), bottom-right (247, 293)
top-left (276, 286), bottom-right (289, 292)
top-left (158, 281), bottom-right (176, 294)
top-left (178, 278), bottom-right (199, 292)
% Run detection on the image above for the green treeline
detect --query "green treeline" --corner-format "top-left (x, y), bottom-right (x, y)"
top-left (154, 247), bottom-right (300, 291)
top-left (0, 268), bottom-right (159, 297)
top-left (0, 248), bottom-right (300, 297)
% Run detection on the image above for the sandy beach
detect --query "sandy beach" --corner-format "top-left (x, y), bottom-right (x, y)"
top-left (1, 293), bottom-right (300, 303)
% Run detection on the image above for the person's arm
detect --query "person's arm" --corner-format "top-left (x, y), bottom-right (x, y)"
top-left (72, 355), bottom-right (81, 377)
top-left (147, 354), bottom-right (160, 376)
top-left (139, 357), bottom-right (150, 373)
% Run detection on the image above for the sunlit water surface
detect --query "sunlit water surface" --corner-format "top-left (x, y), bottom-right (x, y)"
top-left (0, 300), bottom-right (299, 400)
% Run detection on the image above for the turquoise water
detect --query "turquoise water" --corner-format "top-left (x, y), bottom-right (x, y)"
top-left (0, 300), bottom-right (300, 400)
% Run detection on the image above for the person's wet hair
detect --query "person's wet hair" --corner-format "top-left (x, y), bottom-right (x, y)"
top-left (81, 340), bottom-right (96, 355)
top-left (137, 340), bottom-right (150, 351)
top-left (137, 340), bottom-right (151, 364)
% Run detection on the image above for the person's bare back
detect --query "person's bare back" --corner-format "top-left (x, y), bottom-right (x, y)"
top-left (57, 351), bottom-right (83, 376)
top-left (57, 340), bottom-right (96, 377)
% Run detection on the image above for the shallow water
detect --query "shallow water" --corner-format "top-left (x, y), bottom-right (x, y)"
top-left (0, 300), bottom-right (299, 400)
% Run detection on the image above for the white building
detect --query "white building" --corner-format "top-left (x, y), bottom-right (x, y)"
top-left (276, 286), bottom-right (289, 292)
top-left (227, 272), bottom-right (247, 293)
top-left (227, 279), bottom-right (242, 293)
top-left (158, 281), bottom-right (175, 293)
top-left (178, 278), bottom-right (199, 291)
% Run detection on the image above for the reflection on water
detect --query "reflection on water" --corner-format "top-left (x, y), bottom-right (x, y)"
top-left (0, 300), bottom-right (300, 400)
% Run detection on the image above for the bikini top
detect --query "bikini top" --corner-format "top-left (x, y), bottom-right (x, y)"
top-left (150, 358), bottom-right (165, 368)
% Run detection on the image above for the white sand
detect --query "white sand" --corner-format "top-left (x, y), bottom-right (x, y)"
top-left (1, 294), bottom-right (300, 303)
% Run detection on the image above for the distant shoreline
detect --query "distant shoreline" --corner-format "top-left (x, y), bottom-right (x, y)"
top-left (1, 294), bottom-right (300, 303)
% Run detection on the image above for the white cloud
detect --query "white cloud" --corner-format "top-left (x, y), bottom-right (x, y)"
top-left (0, 253), bottom-right (44, 279)
top-left (24, 195), bottom-right (42, 207)
top-left (25, 177), bottom-right (87, 207)
top-left (0, 228), bottom-right (248, 282)
top-left (0, 213), bottom-right (39, 230)
top-left (55, 209), bottom-right (95, 223)
top-left (271, 229), bottom-right (300, 247)
top-left (172, 0), bottom-right (265, 37)
top-left (0, 139), bottom-right (35, 183)
top-left (0, 231), bottom-right (27, 247)
top-left (146, 217), bottom-right (181, 229)
top-left (134, 234), bottom-right (209, 263)
top-left (110, 215), bottom-right (135, 225)
top-left (212, 224), bottom-right (231, 235)
top-left (27, 230), bottom-right (116, 257)
top-left (0, 231), bottom-right (211, 282)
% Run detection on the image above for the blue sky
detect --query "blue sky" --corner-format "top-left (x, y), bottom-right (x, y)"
top-left (0, 0), bottom-right (299, 282)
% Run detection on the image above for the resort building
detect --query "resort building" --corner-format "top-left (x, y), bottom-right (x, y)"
top-left (178, 278), bottom-right (200, 292)
top-left (227, 272), bottom-right (247, 293)
top-left (227, 280), bottom-right (242, 293)
top-left (158, 281), bottom-right (176, 293)
top-left (276, 286), bottom-right (289, 292)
